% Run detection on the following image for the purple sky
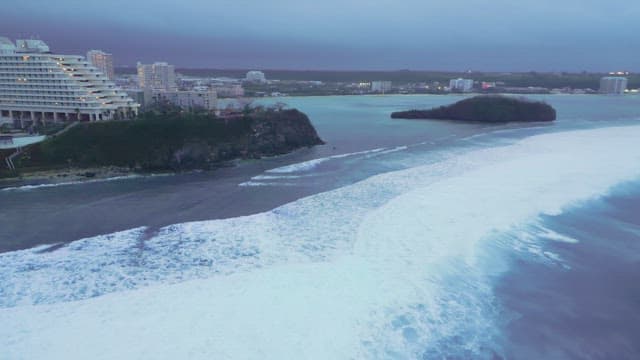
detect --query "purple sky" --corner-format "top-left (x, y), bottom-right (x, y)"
top-left (2, 0), bottom-right (639, 71)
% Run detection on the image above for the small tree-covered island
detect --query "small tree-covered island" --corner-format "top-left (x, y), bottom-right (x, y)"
top-left (3, 105), bottom-right (323, 180)
top-left (391, 95), bottom-right (557, 122)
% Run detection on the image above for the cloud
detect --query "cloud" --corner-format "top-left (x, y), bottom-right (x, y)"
top-left (2, 0), bottom-right (639, 70)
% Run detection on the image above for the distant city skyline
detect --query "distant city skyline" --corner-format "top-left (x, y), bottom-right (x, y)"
top-left (2, 0), bottom-right (639, 72)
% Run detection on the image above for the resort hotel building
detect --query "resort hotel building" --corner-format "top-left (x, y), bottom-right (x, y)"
top-left (0, 37), bottom-right (139, 128)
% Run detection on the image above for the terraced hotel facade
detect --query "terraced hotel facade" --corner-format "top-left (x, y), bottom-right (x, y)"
top-left (0, 37), bottom-right (139, 128)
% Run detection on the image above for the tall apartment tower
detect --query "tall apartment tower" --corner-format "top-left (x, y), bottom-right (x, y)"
top-left (0, 37), bottom-right (139, 128)
top-left (137, 63), bottom-right (153, 89)
top-left (86, 50), bottom-right (115, 80)
top-left (137, 62), bottom-right (176, 91)
top-left (599, 77), bottom-right (628, 95)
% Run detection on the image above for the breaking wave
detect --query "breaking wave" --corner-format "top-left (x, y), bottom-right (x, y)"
top-left (0, 175), bottom-right (144, 192)
top-left (266, 147), bottom-right (386, 173)
top-left (2, 125), bottom-right (640, 359)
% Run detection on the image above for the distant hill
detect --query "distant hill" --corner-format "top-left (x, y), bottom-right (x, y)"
top-left (391, 95), bottom-right (556, 122)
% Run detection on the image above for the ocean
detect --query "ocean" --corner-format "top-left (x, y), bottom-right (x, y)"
top-left (0, 94), bottom-right (639, 359)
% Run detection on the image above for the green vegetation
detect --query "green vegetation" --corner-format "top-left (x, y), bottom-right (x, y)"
top-left (17, 113), bottom-right (249, 171)
top-left (6, 107), bottom-right (322, 175)
top-left (391, 95), bottom-right (556, 122)
top-left (32, 122), bottom-right (71, 136)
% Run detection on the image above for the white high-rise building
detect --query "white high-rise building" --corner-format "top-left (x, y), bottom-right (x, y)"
top-left (137, 62), bottom-right (176, 91)
top-left (137, 63), bottom-right (154, 89)
top-left (449, 78), bottom-right (474, 92)
top-left (86, 50), bottom-right (115, 80)
top-left (599, 77), bottom-right (627, 95)
top-left (0, 37), bottom-right (139, 128)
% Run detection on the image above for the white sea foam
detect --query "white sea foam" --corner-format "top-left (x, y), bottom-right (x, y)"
top-left (266, 147), bottom-right (386, 173)
top-left (1, 174), bottom-right (146, 192)
top-left (502, 222), bottom-right (579, 269)
top-left (266, 157), bottom-right (330, 173)
top-left (537, 227), bottom-right (579, 244)
top-left (2, 125), bottom-right (640, 359)
top-left (238, 181), bottom-right (298, 187)
top-left (238, 174), bottom-right (311, 186)
top-left (0, 171), bottom-right (180, 191)
top-left (364, 145), bottom-right (408, 158)
top-left (251, 174), bottom-right (308, 180)
top-left (244, 147), bottom-right (408, 187)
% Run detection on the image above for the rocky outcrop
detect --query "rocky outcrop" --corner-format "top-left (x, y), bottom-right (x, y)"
top-left (247, 109), bottom-right (324, 155)
top-left (391, 95), bottom-right (556, 122)
top-left (169, 109), bottom-right (323, 170)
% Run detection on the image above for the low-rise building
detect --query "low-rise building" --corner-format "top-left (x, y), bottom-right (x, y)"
top-left (213, 84), bottom-right (245, 98)
top-left (125, 88), bottom-right (153, 108)
top-left (152, 88), bottom-right (217, 111)
top-left (481, 82), bottom-right (496, 90)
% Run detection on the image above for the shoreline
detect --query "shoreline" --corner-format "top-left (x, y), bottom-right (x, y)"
top-left (0, 166), bottom-right (144, 189)
top-left (0, 147), bottom-right (310, 190)
top-left (0, 166), bottom-right (168, 190)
